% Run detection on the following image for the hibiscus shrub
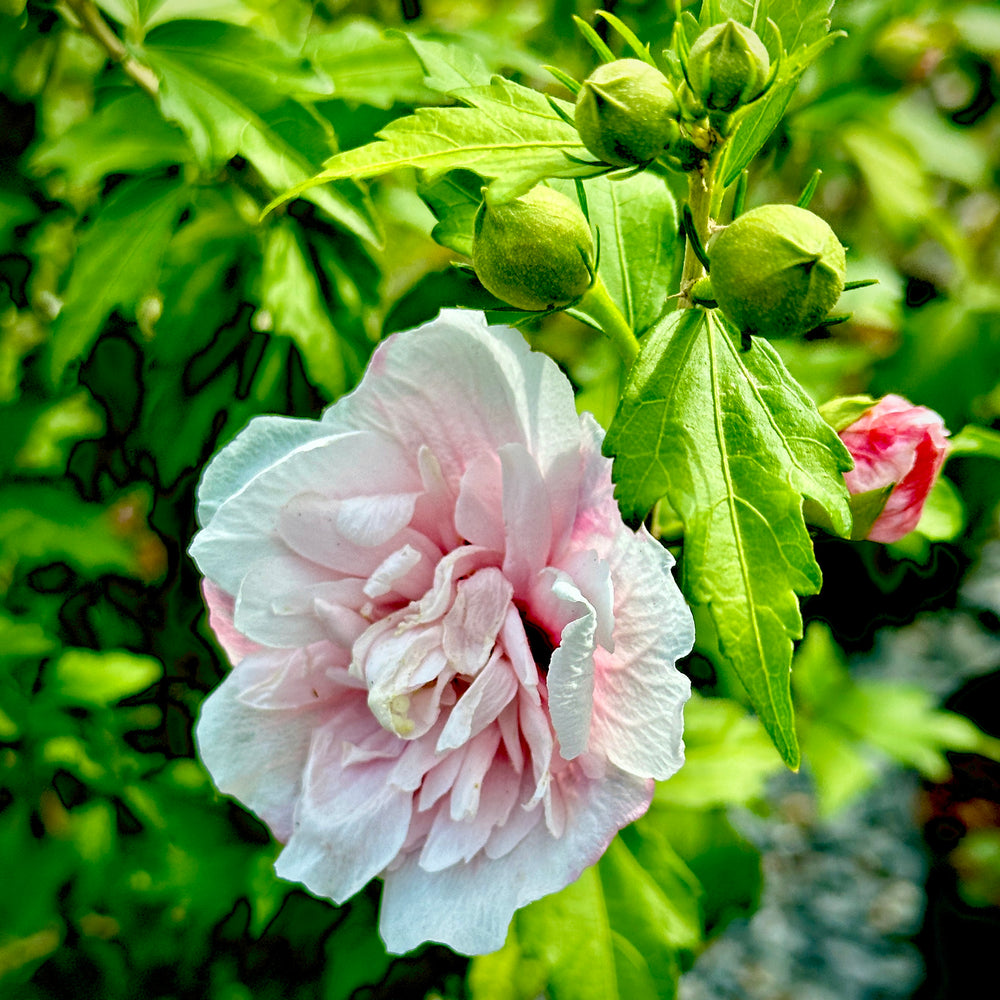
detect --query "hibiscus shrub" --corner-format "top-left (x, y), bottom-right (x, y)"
top-left (3, 0), bottom-right (1000, 998)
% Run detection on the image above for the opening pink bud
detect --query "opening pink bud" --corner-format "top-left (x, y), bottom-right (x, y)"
top-left (839, 394), bottom-right (950, 543)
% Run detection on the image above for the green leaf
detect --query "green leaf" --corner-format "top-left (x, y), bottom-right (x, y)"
top-left (29, 90), bottom-right (190, 188)
top-left (405, 33), bottom-right (493, 93)
top-left (12, 390), bottom-right (104, 473)
top-left (914, 476), bottom-right (964, 542)
top-left (763, 0), bottom-right (835, 55)
top-left (656, 694), bottom-right (783, 808)
top-left (304, 21), bottom-right (436, 110)
top-left (52, 648), bottom-right (162, 707)
top-left (604, 308), bottom-right (853, 767)
top-left (140, 20), bottom-right (379, 243)
top-left (794, 623), bottom-right (1000, 812)
top-left (284, 76), bottom-right (599, 207)
top-left (0, 612), bottom-right (57, 659)
top-left (949, 424), bottom-right (1000, 461)
top-left (259, 222), bottom-right (346, 398)
top-left (48, 173), bottom-right (188, 383)
top-left (817, 393), bottom-right (878, 432)
top-left (552, 171), bottom-right (681, 338)
top-left (0, 484), bottom-right (157, 578)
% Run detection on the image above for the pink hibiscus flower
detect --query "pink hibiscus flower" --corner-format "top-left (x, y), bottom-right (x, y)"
top-left (189, 310), bottom-right (694, 954)
top-left (840, 394), bottom-right (949, 543)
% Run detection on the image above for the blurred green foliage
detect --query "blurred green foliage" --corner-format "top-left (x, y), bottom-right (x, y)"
top-left (2, 0), bottom-right (1000, 998)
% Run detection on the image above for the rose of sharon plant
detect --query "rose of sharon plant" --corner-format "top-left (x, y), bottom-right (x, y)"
top-left (839, 394), bottom-right (950, 543)
top-left (189, 310), bottom-right (694, 955)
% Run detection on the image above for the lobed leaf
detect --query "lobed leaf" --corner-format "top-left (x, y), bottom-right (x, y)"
top-left (276, 76), bottom-right (600, 208)
top-left (140, 19), bottom-right (379, 243)
top-left (604, 308), bottom-right (853, 767)
top-left (48, 173), bottom-right (189, 384)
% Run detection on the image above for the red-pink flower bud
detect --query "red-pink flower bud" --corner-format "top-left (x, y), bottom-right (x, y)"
top-left (839, 394), bottom-right (949, 543)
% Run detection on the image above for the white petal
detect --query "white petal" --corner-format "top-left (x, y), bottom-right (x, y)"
top-left (197, 415), bottom-right (330, 528)
top-left (275, 719), bottom-right (412, 902)
top-left (536, 569), bottom-right (597, 760)
top-left (234, 555), bottom-right (365, 649)
top-left (378, 764), bottom-right (652, 955)
top-left (329, 311), bottom-right (581, 489)
top-left (589, 527), bottom-right (694, 780)
top-left (190, 431), bottom-right (421, 595)
top-left (336, 492), bottom-right (421, 547)
top-left (196, 655), bottom-right (329, 842)
top-left (499, 442), bottom-right (553, 597)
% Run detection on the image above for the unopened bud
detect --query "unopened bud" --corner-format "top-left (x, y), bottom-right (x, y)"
top-left (707, 204), bottom-right (846, 337)
top-left (687, 20), bottom-right (770, 112)
top-left (472, 186), bottom-right (595, 312)
top-left (575, 59), bottom-right (680, 166)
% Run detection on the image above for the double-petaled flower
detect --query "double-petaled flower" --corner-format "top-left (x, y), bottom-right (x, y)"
top-left (190, 311), bottom-right (694, 954)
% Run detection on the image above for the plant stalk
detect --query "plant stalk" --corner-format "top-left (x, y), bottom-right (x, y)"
top-left (680, 158), bottom-right (717, 304)
top-left (62, 0), bottom-right (160, 99)
top-left (578, 277), bottom-right (641, 369)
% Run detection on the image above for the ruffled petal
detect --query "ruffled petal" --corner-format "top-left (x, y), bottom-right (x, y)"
top-left (378, 764), bottom-right (652, 954)
top-left (275, 716), bottom-right (413, 901)
top-left (330, 311), bottom-right (582, 487)
top-left (589, 527), bottom-right (694, 780)
top-left (195, 653), bottom-right (333, 841)
top-left (190, 432), bottom-right (421, 595)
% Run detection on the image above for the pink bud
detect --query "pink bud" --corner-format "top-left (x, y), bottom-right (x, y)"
top-left (839, 394), bottom-right (949, 543)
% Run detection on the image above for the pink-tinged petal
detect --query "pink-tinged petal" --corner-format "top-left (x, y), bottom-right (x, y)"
top-left (589, 527), bottom-right (693, 780)
top-left (484, 773), bottom-right (543, 860)
top-left (436, 651), bottom-right (518, 752)
top-left (196, 415), bottom-right (331, 527)
top-left (454, 452), bottom-right (505, 553)
top-left (418, 757), bottom-right (519, 872)
top-left (190, 432), bottom-right (422, 594)
top-left (442, 568), bottom-right (513, 679)
top-left (418, 744), bottom-right (468, 812)
top-left (449, 726), bottom-right (502, 821)
top-left (412, 445), bottom-right (461, 552)
top-left (378, 765), bottom-right (652, 955)
top-left (840, 395), bottom-right (950, 543)
top-left (235, 647), bottom-right (357, 711)
top-left (363, 545), bottom-right (433, 602)
top-left (234, 556), bottom-right (367, 649)
top-left (499, 443), bottom-right (553, 596)
top-left (330, 311), bottom-right (582, 487)
top-left (202, 580), bottom-right (261, 665)
top-left (279, 493), bottom-right (440, 581)
top-left (542, 570), bottom-right (597, 760)
top-left (335, 492), bottom-right (421, 547)
top-left (196, 655), bottom-right (331, 841)
top-left (275, 719), bottom-right (412, 902)
top-left (499, 606), bottom-right (539, 688)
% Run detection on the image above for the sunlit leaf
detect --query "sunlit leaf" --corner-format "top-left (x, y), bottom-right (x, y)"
top-left (605, 308), bottom-right (853, 767)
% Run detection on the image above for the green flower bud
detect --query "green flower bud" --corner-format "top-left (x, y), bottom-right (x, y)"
top-left (574, 58), bottom-right (680, 166)
top-left (472, 186), bottom-right (595, 312)
top-left (686, 20), bottom-right (770, 112)
top-left (707, 204), bottom-right (846, 337)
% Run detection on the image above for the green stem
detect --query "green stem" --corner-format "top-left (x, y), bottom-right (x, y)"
top-left (63, 0), bottom-right (160, 98)
top-left (680, 158), bottom-right (717, 299)
top-left (578, 277), bottom-right (640, 368)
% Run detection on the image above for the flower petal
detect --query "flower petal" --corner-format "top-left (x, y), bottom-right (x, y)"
top-left (330, 311), bottom-right (582, 488)
top-left (378, 764), bottom-right (652, 954)
top-left (589, 527), bottom-right (694, 780)
top-left (275, 718), bottom-right (412, 901)
top-left (196, 654), bottom-right (331, 842)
